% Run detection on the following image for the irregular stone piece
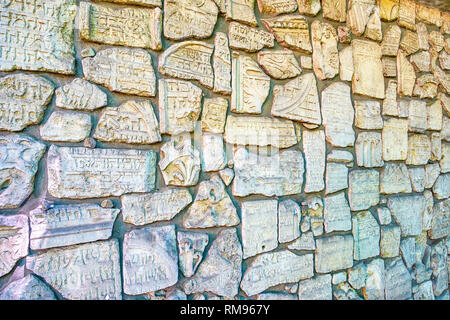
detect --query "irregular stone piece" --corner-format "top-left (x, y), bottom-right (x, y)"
top-left (178, 231), bottom-right (208, 278)
top-left (352, 39), bottom-right (385, 99)
top-left (365, 6), bottom-right (382, 41)
top-left (416, 23), bottom-right (429, 51)
top-left (441, 143), bottom-right (450, 172)
top-left (382, 80), bottom-right (401, 116)
top-left (224, 115), bottom-right (297, 148)
top-left (97, 0), bottom-right (162, 7)
top-left (241, 251), bottom-right (314, 296)
top-left (219, 168), bottom-right (234, 186)
top-left (231, 53), bottom-right (270, 114)
top-left (241, 199), bottom-right (278, 258)
top-left (0, 274), bottom-right (56, 300)
top-left (406, 100), bottom-right (427, 132)
top-left (413, 74), bottom-right (438, 99)
top-left (398, 0), bottom-right (416, 31)
top-left (26, 239), bottom-right (121, 299)
top-left (201, 98), bottom-right (228, 134)
top-left (346, 0), bottom-right (376, 36)
top-left (408, 167), bottom-right (426, 192)
top-left (0, 0), bottom-right (76, 74)
top-left (0, 134), bottom-right (46, 209)
top-left (79, 2), bottom-right (161, 50)
top-left (322, 0), bottom-right (347, 22)
top-left (332, 272), bottom-right (347, 285)
top-left (228, 22), bottom-right (275, 52)
top-left (315, 235), bottom-right (353, 273)
top-left (55, 78), bottom-right (107, 111)
top-left (377, 207), bottom-right (392, 225)
top-left (334, 282), bottom-right (362, 300)
top-left (94, 100), bottom-right (160, 145)
top-left (382, 57), bottom-right (397, 77)
top-left (430, 240), bottom-right (448, 296)
top-left (400, 30), bottom-right (419, 55)
top-left (159, 79), bottom-right (202, 135)
top-left (288, 231), bottom-right (316, 251)
top-left (433, 174), bottom-right (450, 200)
top-left (422, 190), bottom-right (434, 231)
top-left (327, 150), bottom-right (354, 163)
top-left (47, 145), bottom-right (156, 199)
top-left (354, 100), bottom-right (383, 129)
top-left (363, 258), bottom-right (385, 300)
top-left (121, 188), bottom-right (192, 226)
top-left (213, 33), bottom-right (232, 95)
top-left (439, 50), bottom-right (450, 70)
top-left (324, 192), bottom-right (351, 233)
top-left (339, 46), bottom-right (354, 81)
top-left (416, 3), bottom-right (442, 26)
top-left (378, 0), bottom-right (399, 21)
top-left (0, 215), bottom-right (28, 277)
top-left (348, 169), bottom-right (380, 211)
top-left (352, 211), bottom-right (380, 260)
top-left (400, 237), bottom-right (416, 269)
top-left (355, 132), bottom-right (383, 168)
top-left (380, 162), bottom-right (412, 194)
top-left (0, 74), bottom-right (54, 131)
top-left (159, 41), bottom-right (214, 89)
top-left (388, 195), bottom-right (425, 236)
top-left (303, 129), bottom-right (325, 193)
top-left (406, 134), bottom-right (431, 165)
top-left (433, 64), bottom-right (450, 94)
top-left (159, 134), bottom-right (200, 187)
top-left (382, 118), bottom-right (408, 160)
top-left (337, 26), bottom-right (351, 43)
top-left (278, 200), bottom-right (301, 243)
top-left (30, 204), bottom-right (119, 250)
top-left (348, 262), bottom-right (367, 290)
top-left (262, 15), bottom-right (312, 53)
top-left (425, 163), bottom-right (441, 188)
top-left (429, 31), bottom-right (444, 52)
top-left (82, 47), bottom-right (156, 97)
top-left (380, 225), bottom-right (401, 258)
top-left (200, 134), bottom-right (225, 172)
top-left (397, 49), bottom-right (416, 96)
top-left (257, 49), bottom-right (301, 80)
top-left (163, 0), bottom-right (218, 40)
top-left (257, 0), bottom-right (298, 15)
top-left (325, 163), bottom-right (348, 194)
top-left (321, 82), bottom-right (355, 147)
top-left (226, 0), bottom-right (258, 26)
top-left (297, 0), bottom-right (321, 16)
top-left (385, 257), bottom-right (412, 300)
top-left (123, 225), bottom-right (177, 295)
top-left (311, 21), bottom-right (339, 80)
top-left (41, 110), bottom-right (90, 143)
top-left (272, 73), bottom-right (321, 124)
top-left (429, 199), bottom-right (450, 240)
top-left (184, 175), bottom-right (239, 228)
top-left (184, 228), bottom-right (242, 299)
top-left (413, 281), bottom-right (435, 300)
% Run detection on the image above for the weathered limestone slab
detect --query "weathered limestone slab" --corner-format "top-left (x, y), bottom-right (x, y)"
top-left (159, 134), bottom-right (200, 187)
top-left (272, 73), bottom-right (321, 124)
top-left (433, 174), bottom-right (450, 200)
top-left (226, 0), bottom-right (257, 26)
top-left (422, 190), bottom-right (434, 231)
top-left (47, 145), bottom-right (156, 199)
top-left (380, 162), bottom-right (412, 194)
top-left (321, 82), bottom-right (355, 147)
top-left (378, 0), bottom-right (399, 21)
top-left (406, 134), bottom-right (431, 165)
top-left (408, 166), bottom-right (426, 193)
top-left (26, 239), bottom-right (121, 299)
top-left (219, 168), bottom-right (234, 186)
top-left (55, 78), bottom-right (107, 111)
top-left (325, 163), bottom-right (348, 194)
top-left (365, 7), bottom-right (382, 41)
top-left (241, 251), bottom-right (314, 296)
top-left (0, 74), bottom-right (54, 132)
top-left (413, 74), bottom-right (438, 99)
top-left (385, 257), bottom-right (412, 300)
top-left (398, 0), bottom-right (416, 31)
top-left (377, 207), bottom-right (392, 225)
top-left (322, 0), bottom-right (347, 22)
top-left (425, 163), bottom-right (441, 188)
top-left (347, 0), bottom-right (376, 36)
top-left (348, 262), bottom-right (367, 290)
top-left (400, 30), bottom-right (419, 55)
top-left (352, 211), bottom-right (380, 260)
top-left (339, 46), bottom-right (354, 81)
top-left (441, 143), bottom-right (450, 173)
top-left (40, 111), bottom-right (90, 142)
top-left (311, 21), bottom-right (339, 80)
top-left (327, 150), bottom-right (354, 163)
top-left (324, 192), bottom-right (351, 233)
top-left (121, 188), bottom-right (192, 226)
top-left (315, 235), bottom-right (353, 273)
top-left (231, 53), bottom-right (270, 114)
top-left (257, 49), bottom-right (301, 80)
top-left (406, 100), bottom-right (427, 133)
top-left (304, 196), bottom-right (324, 236)
top-left (0, 215), bottom-right (28, 277)
top-left (288, 231), bottom-right (316, 251)
top-left (79, 2), bottom-right (161, 50)
top-left (399, 237), bottom-right (416, 269)
top-left (429, 199), bottom-right (450, 240)
top-left (159, 41), bottom-right (214, 89)
top-left (430, 240), bottom-right (448, 296)
top-left (298, 274), bottom-right (332, 300)
top-left (0, 134), bottom-right (46, 209)
top-left (201, 133), bottom-right (226, 172)
top-left (382, 80), bottom-right (401, 116)
top-left (397, 49), bottom-right (416, 96)
top-left (352, 39), bottom-right (385, 99)
top-left (184, 228), bottom-right (242, 299)
top-left (0, 274), bottom-right (56, 300)
top-left (177, 231), bottom-right (208, 278)
top-left (354, 100), bottom-right (383, 129)
top-left (380, 225), bottom-right (401, 258)
top-left (241, 199), bottom-right (278, 258)
top-left (297, 0), bottom-right (321, 16)
top-left (429, 31), bottom-right (444, 52)
top-left (382, 57), bottom-right (397, 77)
top-left (30, 204), bottom-right (119, 250)
top-left (355, 132), bottom-right (383, 168)
top-left (228, 22), bottom-right (274, 52)
top-left (213, 33), bottom-right (232, 95)
top-left (123, 225), bottom-right (177, 295)
top-left (416, 23), bottom-right (429, 51)
top-left (257, 0), bottom-right (297, 15)
top-left (416, 3), bottom-right (442, 26)
top-left (278, 199), bottom-right (301, 243)
top-left (0, 0), bottom-right (76, 74)
top-left (201, 97), bottom-right (228, 134)
top-left (433, 64), bottom-right (450, 94)
top-left (163, 0), bottom-right (218, 40)
top-left (382, 118), bottom-right (408, 160)
top-left (184, 175), bottom-right (239, 228)
top-left (224, 115), bottom-right (297, 148)
top-left (439, 50), bottom-right (450, 70)
top-left (388, 195), bottom-right (425, 236)
top-left (363, 258), bottom-right (385, 300)
top-left (94, 100), bottom-right (160, 145)
top-left (443, 117), bottom-right (450, 141)
top-left (413, 281), bottom-right (435, 300)
top-left (303, 129), bottom-right (325, 193)
top-left (159, 79), bottom-right (202, 135)
top-left (82, 47), bottom-right (156, 97)
top-left (262, 15), bottom-right (312, 53)
top-left (348, 169), bottom-right (380, 211)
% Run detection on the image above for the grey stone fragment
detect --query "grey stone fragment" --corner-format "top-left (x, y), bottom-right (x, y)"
top-left (177, 231), bottom-right (209, 278)
top-left (298, 274), bottom-right (332, 300)
top-left (55, 78), bottom-right (107, 111)
top-left (363, 258), bottom-right (385, 300)
top-left (0, 275), bottom-right (56, 300)
top-left (332, 272), bottom-right (347, 285)
top-left (380, 225), bottom-right (401, 258)
top-left (327, 150), bottom-right (353, 163)
top-left (0, 215), bottom-right (29, 277)
top-left (385, 257), bottom-right (412, 300)
top-left (377, 207), bottom-right (392, 225)
top-left (408, 167), bottom-right (426, 193)
top-left (325, 162), bottom-right (348, 194)
top-left (433, 174), bottom-right (450, 200)
top-left (430, 240), bottom-right (448, 296)
top-left (380, 162), bottom-right (412, 194)
top-left (278, 199), bottom-right (301, 243)
top-left (429, 199), bottom-right (450, 240)
top-left (352, 211), bottom-right (380, 260)
top-left (315, 234), bottom-right (353, 273)
top-left (348, 169), bottom-right (380, 211)
top-left (400, 237), bottom-right (417, 269)
top-left (333, 282), bottom-right (363, 300)
top-left (287, 231), bottom-right (315, 251)
top-left (413, 281), bottom-right (435, 300)
top-left (324, 192), bottom-right (351, 233)
top-left (425, 163), bottom-right (441, 188)
top-left (348, 262), bottom-right (367, 290)
top-left (388, 195), bottom-right (425, 236)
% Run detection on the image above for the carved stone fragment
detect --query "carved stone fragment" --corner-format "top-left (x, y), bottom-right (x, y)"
top-left (380, 162), bottom-right (412, 194)
top-left (425, 163), bottom-right (441, 188)
top-left (322, 0), bottom-right (347, 22)
top-left (432, 174), bottom-right (450, 200)
top-left (228, 22), bottom-right (275, 52)
top-left (429, 199), bottom-right (450, 240)
top-left (413, 74), bottom-right (438, 99)
top-left (363, 258), bottom-right (385, 299)
top-left (315, 235), bottom-right (353, 273)
top-left (397, 49), bottom-right (416, 96)
top-left (257, 0), bottom-right (298, 15)
top-left (298, 274), bottom-right (332, 300)
top-left (258, 49), bottom-right (302, 79)
top-left (55, 78), bottom-right (107, 111)
top-left (324, 192), bottom-right (351, 233)
top-left (0, 215), bottom-right (28, 277)
top-left (400, 30), bottom-right (419, 55)
top-left (311, 21), bottom-right (339, 80)
top-left (297, 0), bottom-right (321, 16)
top-left (408, 166), bottom-right (426, 192)
top-left (355, 132), bottom-right (383, 168)
top-left (382, 57), bottom-right (397, 77)
top-left (288, 231), bottom-right (316, 251)
top-left (278, 199), bottom-right (301, 243)
top-left (354, 100), bottom-right (383, 129)
top-left (406, 100), bottom-right (427, 133)
top-left (416, 23), bottom-right (429, 51)
top-left (0, 274), bottom-right (56, 300)
top-left (430, 240), bottom-right (448, 296)
top-left (177, 231), bottom-right (209, 278)
top-left (382, 118), bottom-right (408, 161)
top-left (388, 195), bottom-right (425, 236)
top-left (339, 46), bottom-right (354, 81)
top-left (346, 0), bottom-right (376, 36)
top-left (303, 129), bottom-right (325, 192)
top-left (226, 0), bottom-right (258, 26)
top-left (348, 262), bottom-right (367, 290)
top-left (398, 0), bottom-right (416, 31)
top-left (201, 133), bottom-right (226, 172)
top-left (380, 225), bottom-right (401, 258)
top-left (378, 0), bottom-right (399, 21)
top-left (365, 6), bottom-right (382, 41)
top-left (352, 211), bottom-right (380, 260)
top-left (406, 134), bottom-right (431, 165)
top-left (40, 110), bottom-right (91, 143)
top-left (201, 97), bottom-right (228, 134)
top-left (213, 33), bottom-right (232, 94)
top-left (385, 257), bottom-right (412, 300)
top-left (325, 163), bottom-right (349, 194)
top-left (348, 169), bottom-right (380, 211)
top-left (410, 51), bottom-right (431, 72)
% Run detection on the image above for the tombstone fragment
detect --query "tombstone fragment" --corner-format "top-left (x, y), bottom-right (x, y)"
top-left (348, 169), bottom-right (380, 211)
top-left (388, 195), bottom-right (425, 236)
top-left (213, 33), bottom-right (232, 95)
top-left (257, 49), bottom-right (302, 79)
top-left (228, 22), bottom-right (275, 52)
top-left (324, 192), bottom-right (351, 233)
top-left (278, 199), bottom-right (301, 243)
top-left (0, 215), bottom-right (28, 277)
top-left (315, 235), bottom-right (354, 273)
top-left (380, 162), bottom-right (412, 194)
top-left (303, 129), bottom-right (325, 193)
top-left (311, 21), bottom-right (339, 80)
top-left (177, 232), bottom-right (209, 278)
top-left (382, 118), bottom-right (408, 160)
top-left (0, 275), bottom-right (56, 300)
top-left (55, 78), bottom-right (107, 111)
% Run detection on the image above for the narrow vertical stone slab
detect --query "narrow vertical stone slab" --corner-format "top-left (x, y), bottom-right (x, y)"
top-left (303, 129), bottom-right (325, 193)
top-left (380, 225), bottom-right (401, 258)
top-left (177, 232), bottom-right (208, 278)
top-left (382, 57), bottom-right (397, 77)
top-left (408, 166), bottom-right (426, 192)
top-left (278, 199), bottom-right (301, 243)
top-left (432, 174), bottom-right (450, 200)
top-left (430, 240), bottom-right (448, 296)
top-left (352, 211), bottom-right (380, 260)
top-left (348, 262), bottom-right (368, 290)
top-left (0, 215), bottom-right (28, 277)
top-left (399, 30), bottom-right (419, 55)
top-left (380, 162), bottom-right (412, 194)
top-left (241, 199), bottom-right (278, 259)
top-left (348, 169), bottom-right (380, 211)
top-left (55, 78), bottom-right (107, 111)
top-left (398, 0), bottom-right (416, 30)
top-left (388, 195), bottom-right (425, 236)
top-left (201, 133), bottom-right (226, 172)
top-left (382, 118), bottom-right (408, 160)
top-left (226, 0), bottom-right (258, 26)
top-left (47, 145), bottom-right (156, 199)
top-left (315, 235), bottom-right (354, 273)
top-left (427, 100), bottom-right (443, 131)
top-left (363, 258), bottom-right (385, 300)
top-left (322, 0), bottom-right (347, 22)
top-left (324, 192), bottom-right (352, 233)
top-left (382, 80), bottom-right (401, 116)
top-left (325, 163), bottom-right (349, 194)
top-left (397, 49), bottom-right (416, 96)
top-left (123, 225), bottom-right (178, 295)
top-left (311, 21), bottom-right (339, 80)
top-left (213, 33), bottom-right (232, 95)
top-left (339, 46), bottom-right (354, 81)
top-left (26, 240), bottom-right (122, 300)
top-left (406, 134), bottom-right (431, 165)
top-left (355, 132), bottom-right (384, 168)
top-left (347, 0), bottom-right (376, 36)
top-left (385, 257), bottom-right (412, 300)
top-left (365, 7), bottom-right (382, 41)
top-left (416, 23), bottom-right (429, 51)
top-left (407, 100), bottom-right (427, 133)
top-left (0, 274), bottom-right (56, 300)
top-left (298, 274), bottom-right (332, 300)
top-left (429, 199), bottom-right (450, 240)
top-left (352, 39), bottom-right (385, 99)
top-left (201, 97), bottom-right (228, 134)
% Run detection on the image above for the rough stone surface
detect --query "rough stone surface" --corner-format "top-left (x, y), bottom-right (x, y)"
top-left (380, 225), bottom-right (401, 258)
top-left (311, 21), bottom-right (339, 80)
top-left (380, 162), bottom-right (412, 194)
top-left (322, 0), bottom-right (347, 22)
top-left (382, 118), bottom-right (409, 161)
top-left (385, 257), bottom-right (412, 300)
top-left (324, 192), bottom-right (351, 233)
top-left (278, 199), bottom-right (301, 243)
top-left (388, 195), bottom-right (425, 236)
top-left (213, 33), bottom-right (232, 94)
top-left (0, 274), bottom-right (56, 300)
top-left (0, 215), bottom-right (29, 278)
top-left (177, 231), bottom-right (209, 278)
top-left (298, 274), bottom-right (332, 300)
top-left (348, 169), bottom-right (380, 211)
top-left (315, 235), bottom-right (354, 273)
top-left (40, 111), bottom-right (91, 143)
top-left (363, 258), bottom-right (385, 300)
top-left (352, 211), bottom-right (380, 260)
top-left (258, 49), bottom-right (302, 80)
top-left (228, 22), bottom-right (275, 52)
top-left (355, 132), bottom-right (384, 168)
top-left (303, 129), bottom-right (325, 193)
top-left (325, 162), bottom-right (349, 194)
top-left (55, 78), bottom-right (107, 111)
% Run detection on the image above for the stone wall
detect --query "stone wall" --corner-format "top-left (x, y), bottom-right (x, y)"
top-left (0, 0), bottom-right (449, 300)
